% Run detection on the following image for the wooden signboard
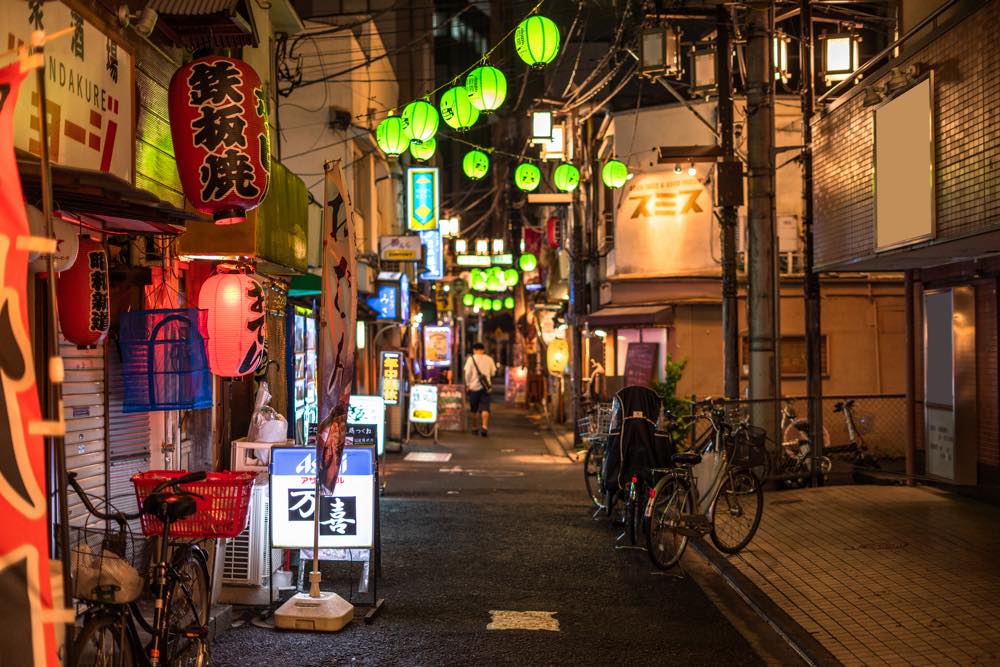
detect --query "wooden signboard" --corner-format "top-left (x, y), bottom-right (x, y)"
top-left (623, 342), bottom-right (659, 387)
top-left (437, 384), bottom-right (467, 432)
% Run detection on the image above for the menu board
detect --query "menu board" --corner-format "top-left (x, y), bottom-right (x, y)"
top-left (623, 342), bottom-right (659, 387)
top-left (437, 384), bottom-right (467, 431)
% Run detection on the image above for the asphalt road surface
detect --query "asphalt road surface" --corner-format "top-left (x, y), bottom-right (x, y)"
top-left (211, 403), bottom-right (767, 666)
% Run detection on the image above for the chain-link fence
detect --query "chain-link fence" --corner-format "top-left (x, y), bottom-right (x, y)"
top-left (687, 394), bottom-right (908, 460)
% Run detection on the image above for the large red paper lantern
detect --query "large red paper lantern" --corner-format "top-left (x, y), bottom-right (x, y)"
top-left (169, 56), bottom-right (270, 224)
top-left (57, 235), bottom-right (109, 348)
top-left (199, 271), bottom-right (266, 377)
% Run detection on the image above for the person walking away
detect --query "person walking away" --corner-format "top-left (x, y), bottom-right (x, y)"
top-left (464, 342), bottom-right (497, 437)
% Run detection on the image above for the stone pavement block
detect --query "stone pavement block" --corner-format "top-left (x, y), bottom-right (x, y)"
top-left (717, 485), bottom-right (1000, 665)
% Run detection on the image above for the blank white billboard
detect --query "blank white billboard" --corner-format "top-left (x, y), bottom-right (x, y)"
top-left (875, 76), bottom-right (935, 250)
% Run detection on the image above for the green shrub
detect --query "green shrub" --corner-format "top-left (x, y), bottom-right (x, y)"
top-left (651, 355), bottom-right (688, 448)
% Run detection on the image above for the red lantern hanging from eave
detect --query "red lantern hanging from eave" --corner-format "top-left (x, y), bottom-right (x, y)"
top-left (546, 216), bottom-right (562, 249)
top-left (57, 235), bottom-right (109, 349)
top-left (169, 55), bottom-right (271, 225)
top-left (199, 271), bottom-right (266, 377)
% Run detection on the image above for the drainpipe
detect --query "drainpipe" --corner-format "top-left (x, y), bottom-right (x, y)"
top-left (904, 270), bottom-right (916, 482)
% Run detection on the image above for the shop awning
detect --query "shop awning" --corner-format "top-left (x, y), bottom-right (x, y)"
top-left (586, 304), bottom-right (673, 327)
top-left (288, 273), bottom-right (321, 298)
top-left (17, 150), bottom-right (207, 234)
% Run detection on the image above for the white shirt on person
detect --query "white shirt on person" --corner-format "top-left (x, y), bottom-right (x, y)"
top-left (464, 353), bottom-right (497, 391)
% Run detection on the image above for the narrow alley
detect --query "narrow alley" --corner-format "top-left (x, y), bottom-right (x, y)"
top-left (212, 403), bottom-right (766, 666)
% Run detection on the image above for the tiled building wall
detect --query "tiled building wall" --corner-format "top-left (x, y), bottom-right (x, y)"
top-left (812, 0), bottom-right (1000, 269)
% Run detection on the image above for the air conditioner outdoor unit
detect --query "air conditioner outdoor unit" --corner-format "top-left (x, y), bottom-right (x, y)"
top-left (221, 482), bottom-right (270, 588)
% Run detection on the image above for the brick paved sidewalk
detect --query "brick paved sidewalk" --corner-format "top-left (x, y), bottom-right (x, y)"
top-left (717, 485), bottom-right (1000, 666)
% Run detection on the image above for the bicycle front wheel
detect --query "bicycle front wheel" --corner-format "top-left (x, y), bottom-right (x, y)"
top-left (583, 441), bottom-right (606, 509)
top-left (74, 612), bottom-right (132, 667)
top-left (165, 547), bottom-right (211, 666)
top-left (710, 468), bottom-right (764, 554)
top-left (645, 476), bottom-right (692, 570)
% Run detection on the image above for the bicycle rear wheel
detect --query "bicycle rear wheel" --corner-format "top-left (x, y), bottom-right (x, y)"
top-left (74, 612), bottom-right (132, 667)
top-left (583, 441), bottom-right (606, 509)
top-left (645, 476), bottom-right (691, 570)
top-left (165, 547), bottom-right (211, 666)
top-left (710, 468), bottom-right (764, 554)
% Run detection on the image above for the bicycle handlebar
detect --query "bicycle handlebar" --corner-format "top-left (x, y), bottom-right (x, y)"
top-left (150, 470), bottom-right (208, 496)
top-left (66, 471), bottom-right (140, 525)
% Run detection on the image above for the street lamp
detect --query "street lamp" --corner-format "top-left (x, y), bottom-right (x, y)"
top-left (454, 238), bottom-right (468, 254)
top-left (820, 32), bottom-right (860, 84)
top-left (492, 238), bottom-right (504, 254)
top-left (774, 33), bottom-right (791, 83)
top-left (640, 25), bottom-right (683, 77)
top-left (689, 48), bottom-right (716, 93)
top-left (531, 110), bottom-right (553, 143)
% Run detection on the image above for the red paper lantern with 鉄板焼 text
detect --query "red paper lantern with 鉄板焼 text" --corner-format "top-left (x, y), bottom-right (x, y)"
top-left (169, 56), bottom-right (270, 224)
top-left (57, 235), bottom-right (109, 349)
top-left (198, 271), bottom-right (266, 377)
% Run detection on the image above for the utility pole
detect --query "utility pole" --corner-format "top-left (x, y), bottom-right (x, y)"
top-left (716, 6), bottom-right (740, 400)
top-left (746, 2), bottom-right (780, 439)
top-left (800, 0), bottom-right (824, 485)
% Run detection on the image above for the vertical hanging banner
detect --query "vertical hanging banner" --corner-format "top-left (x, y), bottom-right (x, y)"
top-left (418, 228), bottom-right (443, 280)
top-left (317, 161), bottom-right (358, 493)
top-left (0, 59), bottom-right (62, 667)
top-left (407, 166), bottom-right (439, 231)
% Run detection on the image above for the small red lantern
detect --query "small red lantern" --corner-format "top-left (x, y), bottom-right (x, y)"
top-left (546, 216), bottom-right (562, 249)
top-left (199, 271), bottom-right (266, 377)
top-left (57, 236), bottom-right (109, 348)
top-left (169, 56), bottom-right (270, 224)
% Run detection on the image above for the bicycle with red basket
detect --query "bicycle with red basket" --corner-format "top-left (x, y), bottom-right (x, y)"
top-left (71, 469), bottom-right (255, 667)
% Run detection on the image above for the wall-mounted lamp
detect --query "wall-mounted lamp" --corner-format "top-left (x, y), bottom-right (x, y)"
top-left (820, 32), bottom-right (861, 84)
top-left (640, 25), bottom-right (683, 77)
top-left (531, 110), bottom-right (553, 143)
top-left (774, 33), bottom-right (791, 83)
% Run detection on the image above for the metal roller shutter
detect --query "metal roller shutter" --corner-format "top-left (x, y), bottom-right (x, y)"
top-left (107, 346), bottom-right (150, 524)
top-left (62, 337), bottom-right (106, 528)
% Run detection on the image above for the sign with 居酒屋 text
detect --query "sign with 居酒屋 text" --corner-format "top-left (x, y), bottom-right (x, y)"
top-left (5, 0), bottom-right (134, 182)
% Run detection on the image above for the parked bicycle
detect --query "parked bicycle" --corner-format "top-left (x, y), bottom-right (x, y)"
top-left (70, 469), bottom-right (255, 667)
top-left (777, 398), bottom-right (878, 487)
top-left (580, 402), bottom-right (613, 511)
top-left (645, 402), bottom-right (765, 570)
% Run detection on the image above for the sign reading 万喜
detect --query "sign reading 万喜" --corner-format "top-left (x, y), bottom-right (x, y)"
top-left (4, 0), bottom-right (134, 182)
top-left (270, 446), bottom-right (374, 549)
top-left (407, 167), bottom-right (439, 231)
top-left (380, 350), bottom-right (402, 405)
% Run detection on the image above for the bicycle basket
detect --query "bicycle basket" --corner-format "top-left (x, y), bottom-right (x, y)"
top-left (70, 525), bottom-right (146, 604)
top-left (732, 425), bottom-right (768, 467)
top-left (132, 470), bottom-right (256, 539)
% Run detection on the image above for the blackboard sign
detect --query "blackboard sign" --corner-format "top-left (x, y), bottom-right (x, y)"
top-left (624, 342), bottom-right (659, 387)
top-left (437, 384), bottom-right (467, 431)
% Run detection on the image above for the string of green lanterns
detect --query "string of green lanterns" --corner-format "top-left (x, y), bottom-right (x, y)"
top-left (373, 4), bottom-right (633, 193)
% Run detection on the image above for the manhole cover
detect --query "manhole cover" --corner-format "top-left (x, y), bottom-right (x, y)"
top-left (855, 541), bottom-right (907, 551)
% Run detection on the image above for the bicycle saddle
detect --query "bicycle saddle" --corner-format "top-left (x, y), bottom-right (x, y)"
top-left (142, 492), bottom-right (198, 523)
top-left (672, 452), bottom-right (703, 466)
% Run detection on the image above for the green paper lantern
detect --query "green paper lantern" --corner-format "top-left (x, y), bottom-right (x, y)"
top-left (489, 266), bottom-right (503, 279)
top-left (463, 150), bottom-right (490, 180)
top-left (375, 116), bottom-right (410, 157)
top-left (463, 292), bottom-right (475, 307)
top-left (439, 86), bottom-right (480, 131)
top-left (553, 163), bottom-right (580, 192)
top-left (470, 268), bottom-right (483, 283)
top-left (602, 159), bottom-right (629, 189)
top-left (492, 298), bottom-right (502, 311)
top-left (504, 296), bottom-right (515, 309)
top-left (473, 296), bottom-right (483, 309)
top-left (473, 277), bottom-right (487, 291)
top-left (514, 15), bottom-right (560, 68)
top-left (487, 275), bottom-right (501, 291)
top-left (503, 268), bottom-right (519, 285)
top-left (514, 162), bottom-right (541, 192)
top-left (466, 66), bottom-right (507, 112)
top-left (482, 299), bottom-right (493, 312)
top-left (519, 252), bottom-right (538, 272)
top-left (401, 100), bottom-right (439, 144)
top-left (409, 137), bottom-right (436, 162)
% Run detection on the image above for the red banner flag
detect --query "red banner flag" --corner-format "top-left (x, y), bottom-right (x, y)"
top-left (0, 58), bottom-right (63, 667)
top-left (317, 161), bottom-right (358, 493)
